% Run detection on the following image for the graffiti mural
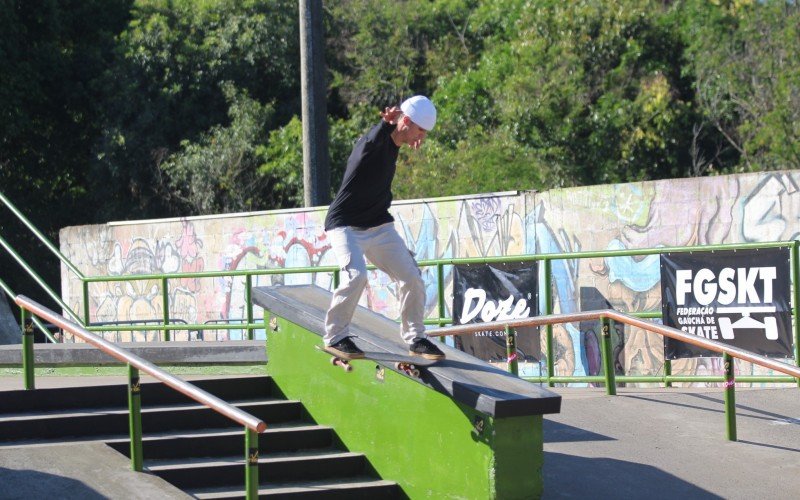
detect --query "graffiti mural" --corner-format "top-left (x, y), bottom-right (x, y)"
top-left (60, 171), bottom-right (800, 385)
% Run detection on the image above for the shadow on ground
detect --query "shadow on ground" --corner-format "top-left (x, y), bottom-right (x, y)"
top-left (542, 453), bottom-right (722, 499)
top-left (0, 468), bottom-right (106, 499)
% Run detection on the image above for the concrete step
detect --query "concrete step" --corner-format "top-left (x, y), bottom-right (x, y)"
top-left (0, 376), bottom-right (399, 497)
top-left (0, 375), bottom-right (273, 413)
top-left (0, 399), bottom-right (302, 442)
top-left (147, 451), bottom-right (370, 490)
top-left (105, 424), bottom-right (335, 459)
top-left (190, 477), bottom-right (400, 499)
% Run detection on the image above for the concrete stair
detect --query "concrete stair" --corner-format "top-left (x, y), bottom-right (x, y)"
top-left (0, 376), bottom-right (400, 498)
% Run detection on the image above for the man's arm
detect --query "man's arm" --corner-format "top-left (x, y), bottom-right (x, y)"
top-left (363, 105), bottom-right (401, 145)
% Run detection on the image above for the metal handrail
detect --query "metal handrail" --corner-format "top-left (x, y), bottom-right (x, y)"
top-left (0, 277), bottom-right (59, 344)
top-left (0, 191), bottom-right (84, 278)
top-left (15, 294), bottom-right (266, 433)
top-left (0, 233), bottom-right (82, 324)
top-left (429, 308), bottom-right (799, 441)
top-left (428, 309), bottom-right (800, 379)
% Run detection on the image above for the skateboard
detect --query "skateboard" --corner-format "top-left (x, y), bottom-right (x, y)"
top-left (315, 345), bottom-right (440, 377)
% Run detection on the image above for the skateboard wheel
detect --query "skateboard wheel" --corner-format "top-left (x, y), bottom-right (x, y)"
top-left (410, 369), bottom-right (420, 377)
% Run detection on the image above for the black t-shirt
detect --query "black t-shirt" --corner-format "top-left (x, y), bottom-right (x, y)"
top-left (324, 121), bottom-right (400, 231)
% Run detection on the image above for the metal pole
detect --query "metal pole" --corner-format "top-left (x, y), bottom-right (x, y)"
top-left (299, 0), bottom-right (331, 207)
top-left (245, 428), bottom-right (260, 499)
top-left (543, 259), bottom-right (554, 387)
top-left (161, 277), bottom-right (170, 341)
top-left (723, 352), bottom-right (737, 441)
top-left (664, 359), bottom-right (673, 388)
top-left (83, 280), bottom-right (90, 327)
top-left (506, 325), bottom-right (518, 376)
top-left (128, 364), bottom-right (143, 471)
top-left (600, 317), bottom-right (616, 395)
top-left (21, 310), bottom-right (34, 390)
top-left (437, 263), bottom-right (446, 327)
top-left (791, 241), bottom-right (800, 387)
top-left (246, 274), bottom-right (254, 340)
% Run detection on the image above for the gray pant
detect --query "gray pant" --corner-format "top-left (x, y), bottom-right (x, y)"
top-left (324, 223), bottom-right (426, 346)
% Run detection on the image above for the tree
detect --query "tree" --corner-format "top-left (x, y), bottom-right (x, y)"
top-left (682, 0), bottom-right (800, 172)
top-left (92, 0), bottom-right (301, 219)
top-left (0, 0), bottom-right (132, 309)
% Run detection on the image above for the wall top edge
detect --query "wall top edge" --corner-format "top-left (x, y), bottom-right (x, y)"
top-left (99, 190), bottom-right (527, 228)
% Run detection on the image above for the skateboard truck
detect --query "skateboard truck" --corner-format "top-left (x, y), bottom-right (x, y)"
top-left (328, 355), bottom-right (353, 372)
top-left (316, 345), bottom-right (436, 378)
top-left (395, 362), bottom-right (420, 378)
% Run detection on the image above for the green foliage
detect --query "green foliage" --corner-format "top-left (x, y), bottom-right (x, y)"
top-left (680, 0), bottom-right (800, 172)
top-left (159, 83), bottom-right (274, 214)
top-left (92, 0), bottom-right (300, 219)
top-left (2, 0), bottom-right (799, 230)
top-left (394, 126), bottom-right (550, 200)
top-left (0, 0), bottom-right (132, 305)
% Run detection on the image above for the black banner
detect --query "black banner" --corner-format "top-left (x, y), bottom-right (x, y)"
top-left (452, 262), bottom-right (538, 362)
top-left (660, 248), bottom-right (793, 359)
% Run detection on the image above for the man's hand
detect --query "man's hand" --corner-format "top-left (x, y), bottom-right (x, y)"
top-left (381, 106), bottom-right (402, 125)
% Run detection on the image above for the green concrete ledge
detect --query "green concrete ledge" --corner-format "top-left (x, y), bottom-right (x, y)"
top-left (254, 285), bottom-right (561, 500)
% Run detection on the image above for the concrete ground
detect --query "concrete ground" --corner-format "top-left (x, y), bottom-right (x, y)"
top-left (543, 386), bottom-right (800, 499)
top-left (0, 374), bottom-right (263, 500)
top-left (1, 375), bottom-right (798, 499)
top-left (0, 442), bottom-right (190, 499)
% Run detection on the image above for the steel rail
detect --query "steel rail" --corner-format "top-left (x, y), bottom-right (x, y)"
top-left (0, 191), bottom-right (85, 279)
top-left (15, 295), bottom-right (267, 433)
top-left (428, 309), bottom-right (800, 379)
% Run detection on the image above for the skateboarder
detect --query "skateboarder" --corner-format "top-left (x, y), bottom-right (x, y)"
top-left (323, 95), bottom-right (445, 361)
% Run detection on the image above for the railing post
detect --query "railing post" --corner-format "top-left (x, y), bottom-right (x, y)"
top-left (505, 325), bottom-right (519, 376)
top-left (246, 274), bottom-right (254, 340)
top-left (245, 427), bottom-right (259, 499)
top-left (543, 259), bottom-right (554, 387)
top-left (664, 359), bottom-right (673, 388)
top-left (791, 241), bottom-right (800, 387)
top-left (723, 352), bottom-right (737, 441)
top-left (21, 310), bottom-right (35, 390)
top-left (437, 263), bottom-right (446, 327)
top-left (161, 277), bottom-right (170, 341)
top-left (333, 269), bottom-right (340, 289)
top-left (600, 317), bottom-right (616, 395)
top-left (82, 280), bottom-right (90, 327)
top-left (128, 364), bottom-right (144, 471)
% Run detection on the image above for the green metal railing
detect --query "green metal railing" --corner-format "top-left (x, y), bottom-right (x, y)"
top-left (1, 191), bottom-right (85, 340)
top-left (427, 308), bottom-right (800, 441)
top-left (3, 189), bottom-right (799, 389)
top-left (14, 295), bottom-right (265, 500)
top-left (0, 277), bottom-right (58, 346)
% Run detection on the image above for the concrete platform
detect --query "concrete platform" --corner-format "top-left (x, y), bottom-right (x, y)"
top-left (0, 340), bottom-right (266, 366)
top-left (543, 386), bottom-right (800, 499)
top-left (0, 442), bottom-right (190, 499)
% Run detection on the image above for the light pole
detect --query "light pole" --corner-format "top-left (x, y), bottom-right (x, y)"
top-left (299, 0), bottom-right (330, 207)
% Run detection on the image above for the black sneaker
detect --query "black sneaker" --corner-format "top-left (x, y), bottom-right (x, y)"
top-left (409, 338), bottom-right (445, 360)
top-left (326, 337), bottom-right (365, 359)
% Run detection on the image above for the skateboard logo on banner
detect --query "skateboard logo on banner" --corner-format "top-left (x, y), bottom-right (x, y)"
top-left (674, 267), bottom-right (778, 341)
top-left (660, 248), bottom-right (792, 359)
top-left (458, 289), bottom-right (531, 324)
top-left (452, 262), bottom-right (538, 363)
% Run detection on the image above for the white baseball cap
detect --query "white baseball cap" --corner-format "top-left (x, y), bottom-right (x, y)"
top-left (400, 95), bottom-right (437, 131)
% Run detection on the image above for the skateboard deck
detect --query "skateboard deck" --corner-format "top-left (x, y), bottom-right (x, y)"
top-left (315, 345), bottom-right (440, 377)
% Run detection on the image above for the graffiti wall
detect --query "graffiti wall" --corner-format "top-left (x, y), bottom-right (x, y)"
top-left (60, 171), bottom-right (800, 384)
